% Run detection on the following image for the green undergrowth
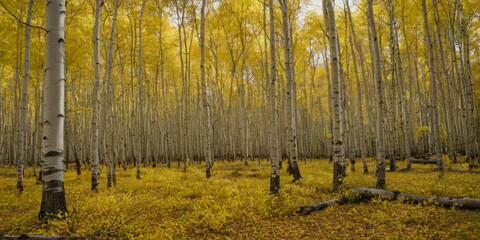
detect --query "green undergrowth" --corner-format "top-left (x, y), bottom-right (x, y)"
top-left (1, 157), bottom-right (479, 239)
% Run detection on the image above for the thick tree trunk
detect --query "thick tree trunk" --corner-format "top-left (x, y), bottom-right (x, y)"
top-left (39, 0), bottom-right (67, 220)
top-left (324, 0), bottom-right (345, 189)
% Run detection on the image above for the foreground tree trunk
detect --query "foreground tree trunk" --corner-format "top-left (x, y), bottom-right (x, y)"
top-left (200, 0), bottom-right (213, 178)
top-left (324, 0), bottom-right (345, 189)
top-left (16, 0), bottom-right (34, 193)
top-left (39, 0), bottom-right (67, 220)
top-left (280, 0), bottom-right (301, 181)
top-left (91, 0), bottom-right (103, 192)
top-left (269, 0), bottom-right (280, 194)
top-left (367, 0), bottom-right (386, 189)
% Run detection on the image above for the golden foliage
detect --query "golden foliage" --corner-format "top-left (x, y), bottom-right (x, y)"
top-left (1, 158), bottom-right (480, 239)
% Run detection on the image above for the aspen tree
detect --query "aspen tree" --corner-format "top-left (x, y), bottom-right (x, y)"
top-left (200, 0), bottom-right (213, 178)
top-left (137, 0), bottom-right (146, 178)
top-left (105, 0), bottom-right (120, 188)
top-left (367, 0), bottom-right (386, 189)
top-left (458, 0), bottom-right (476, 165)
top-left (280, 0), bottom-right (301, 181)
top-left (387, 0), bottom-right (398, 171)
top-left (432, 0), bottom-right (454, 162)
top-left (324, 0), bottom-right (345, 189)
top-left (422, 0), bottom-right (444, 171)
top-left (346, 0), bottom-right (368, 174)
top-left (16, 0), bottom-right (34, 193)
top-left (268, 0), bottom-right (280, 194)
top-left (91, 0), bottom-right (103, 192)
top-left (39, 0), bottom-right (67, 219)
top-left (390, 0), bottom-right (412, 169)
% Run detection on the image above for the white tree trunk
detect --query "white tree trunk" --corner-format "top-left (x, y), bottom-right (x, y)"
top-left (16, 0), bottom-right (34, 193)
top-left (200, 0), bottom-right (213, 178)
top-left (324, 0), bottom-right (345, 189)
top-left (422, 0), bottom-right (444, 171)
top-left (269, 0), bottom-right (280, 194)
top-left (39, 0), bottom-right (67, 219)
top-left (91, 0), bottom-right (103, 191)
top-left (367, 0), bottom-right (386, 189)
top-left (280, 0), bottom-right (301, 181)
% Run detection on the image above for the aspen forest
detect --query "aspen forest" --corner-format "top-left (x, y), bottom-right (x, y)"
top-left (1, 0), bottom-right (480, 238)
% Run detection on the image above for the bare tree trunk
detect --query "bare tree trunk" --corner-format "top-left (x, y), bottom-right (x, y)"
top-left (136, 0), bottom-right (146, 179)
top-left (91, 0), bottom-right (103, 192)
top-left (324, 0), bottom-right (345, 189)
top-left (16, 0), bottom-right (34, 193)
top-left (367, 0), bottom-right (386, 189)
top-left (280, 0), bottom-right (301, 181)
top-left (422, 0), bottom-right (444, 171)
top-left (200, 0), bottom-right (213, 178)
top-left (268, 0), bottom-right (280, 194)
top-left (458, 0), bottom-right (476, 165)
top-left (104, 0), bottom-right (119, 188)
top-left (346, 0), bottom-right (367, 174)
top-left (39, 0), bottom-right (67, 220)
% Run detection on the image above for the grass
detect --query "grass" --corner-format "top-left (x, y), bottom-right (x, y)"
top-left (1, 157), bottom-right (479, 239)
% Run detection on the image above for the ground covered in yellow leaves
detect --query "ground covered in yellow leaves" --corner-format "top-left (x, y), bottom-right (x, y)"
top-left (1, 158), bottom-right (480, 239)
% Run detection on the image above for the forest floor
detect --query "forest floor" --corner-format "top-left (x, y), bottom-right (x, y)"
top-left (1, 157), bottom-right (480, 239)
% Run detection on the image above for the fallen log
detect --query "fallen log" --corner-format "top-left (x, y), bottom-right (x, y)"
top-left (411, 159), bottom-right (438, 164)
top-left (297, 187), bottom-right (480, 215)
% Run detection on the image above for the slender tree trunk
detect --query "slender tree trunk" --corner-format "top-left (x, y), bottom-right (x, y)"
top-left (104, 0), bottom-right (119, 188)
top-left (324, 0), bottom-right (345, 189)
top-left (269, 0), bottom-right (280, 194)
top-left (422, 0), bottom-right (444, 171)
top-left (280, 0), bottom-right (301, 181)
top-left (16, 0), bottom-right (34, 193)
top-left (91, 0), bottom-right (103, 192)
top-left (39, 0), bottom-right (67, 220)
top-left (367, 0), bottom-right (386, 189)
top-left (136, 0), bottom-right (146, 178)
top-left (200, 0), bottom-right (213, 178)
top-left (346, 0), bottom-right (367, 174)
top-left (458, 0), bottom-right (476, 165)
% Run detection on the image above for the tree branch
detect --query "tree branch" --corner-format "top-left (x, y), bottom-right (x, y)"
top-left (0, 1), bottom-right (47, 32)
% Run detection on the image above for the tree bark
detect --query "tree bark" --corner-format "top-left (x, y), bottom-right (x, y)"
top-left (39, 0), bottom-right (68, 220)
top-left (367, 0), bottom-right (386, 189)
top-left (16, 0), bottom-right (34, 193)
top-left (422, 0), bottom-right (444, 171)
top-left (269, 0), bottom-right (280, 194)
top-left (324, 0), bottom-right (345, 189)
top-left (200, 0), bottom-right (213, 178)
top-left (90, 0), bottom-right (103, 192)
top-left (280, 0), bottom-right (301, 181)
